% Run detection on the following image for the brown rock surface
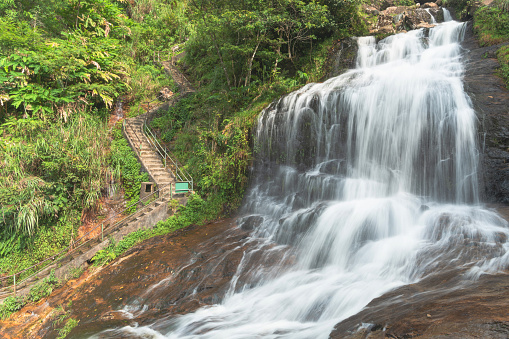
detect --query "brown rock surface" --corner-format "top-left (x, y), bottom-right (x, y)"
top-left (0, 219), bottom-right (253, 338)
top-left (329, 268), bottom-right (509, 338)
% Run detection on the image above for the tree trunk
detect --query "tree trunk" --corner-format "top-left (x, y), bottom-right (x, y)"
top-left (245, 39), bottom-right (261, 87)
top-left (191, 0), bottom-right (232, 89)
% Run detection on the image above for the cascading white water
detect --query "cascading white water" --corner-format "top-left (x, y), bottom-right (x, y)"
top-left (425, 8), bottom-right (437, 24)
top-left (92, 17), bottom-right (509, 339)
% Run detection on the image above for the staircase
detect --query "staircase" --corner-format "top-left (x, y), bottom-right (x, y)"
top-left (122, 112), bottom-right (175, 192)
top-left (0, 60), bottom-right (193, 304)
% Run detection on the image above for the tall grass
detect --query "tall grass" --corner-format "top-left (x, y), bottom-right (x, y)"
top-left (0, 112), bottom-right (109, 273)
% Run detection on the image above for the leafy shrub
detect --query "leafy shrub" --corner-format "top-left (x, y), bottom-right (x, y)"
top-left (56, 318), bottom-right (79, 339)
top-left (109, 123), bottom-right (150, 212)
top-left (0, 295), bottom-right (23, 320)
top-left (27, 270), bottom-right (59, 303)
top-left (497, 45), bottom-right (509, 88)
top-left (474, 6), bottom-right (509, 46)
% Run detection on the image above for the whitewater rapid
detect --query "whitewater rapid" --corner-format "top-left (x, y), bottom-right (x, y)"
top-left (90, 10), bottom-right (509, 339)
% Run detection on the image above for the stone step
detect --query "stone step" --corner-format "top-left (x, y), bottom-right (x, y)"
top-left (140, 151), bottom-right (160, 157)
top-left (143, 160), bottom-right (164, 167)
top-left (150, 168), bottom-right (170, 174)
top-left (157, 181), bottom-right (174, 186)
top-left (150, 169), bottom-right (170, 174)
top-left (141, 152), bottom-right (161, 157)
top-left (145, 163), bottom-right (164, 168)
top-left (153, 172), bottom-right (172, 177)
top-left (142, 157), bottom-right (164, 163)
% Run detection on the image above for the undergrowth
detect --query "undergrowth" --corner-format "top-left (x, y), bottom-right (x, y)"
top-left (0, 270), bottom-right (60, 320)
top-left (474, 6), bottom-right (509, 46)
top-left (56, 318), bottom-right (79, 339)
top-left (474, 3), bottom-right (509, 87)
top-left (497, 46), bottom-right (509, 87)
top-left (0, 114), bottom-right (108, 278)
top-left (91, 193), bottom-right (220, 266)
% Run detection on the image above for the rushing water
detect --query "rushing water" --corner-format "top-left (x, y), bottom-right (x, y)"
top-left (91, 13), bottom-right (509, 339)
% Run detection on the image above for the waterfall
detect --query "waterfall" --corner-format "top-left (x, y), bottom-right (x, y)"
top-left (92, 19), bottom-right (509, 339)
top-left (425, 8), bottom-right (437, 24)
top-left (443, 7), bottom-right (454, 21)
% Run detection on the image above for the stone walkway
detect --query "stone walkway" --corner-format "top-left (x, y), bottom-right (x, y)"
top-left (123, 113), bottom-right (175, 191)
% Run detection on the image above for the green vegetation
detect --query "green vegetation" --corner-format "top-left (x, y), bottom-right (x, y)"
top-left (474, 0), bottom-right (509, 87)
top-left (0, 0), bottom-right (371, 316)
top-left (56, 318), bottom-right (79, 339)
top-left (0, 295), bottom-right (23, 320)
top-left (497, 45), bottom-right (509, 87)
top-left (474, 4), bottom-right (509, 45)
top-left (0, 114), bottom-right (108, 276)
top-left (109, 123), bottom-right (150, 210)
top-left (91, 193), bottom-right (219, 265)
top-left (50, 300), bottom-right (78, 338)
top-left (394, 0), bottom-right (415, 6)
top-left (0, 270), bottom-right (60, 320)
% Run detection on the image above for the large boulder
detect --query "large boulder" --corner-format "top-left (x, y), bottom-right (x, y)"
top-left (366, 6), bottom-right (443, 37)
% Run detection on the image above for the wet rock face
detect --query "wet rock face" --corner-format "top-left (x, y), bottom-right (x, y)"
top-left (0, 220), bottom-right (252, 339)
top-left (364, 2), bottom-right (443, 37)
top-left (462, 22), bottom-right (509, 203)
top-left (322, 38), bottom-right (358, 80)
top-left (329, 269), bottom-right (509, 339)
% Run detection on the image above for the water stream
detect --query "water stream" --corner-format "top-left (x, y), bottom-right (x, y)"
top-left (90, 14), bottom-right (509, 339)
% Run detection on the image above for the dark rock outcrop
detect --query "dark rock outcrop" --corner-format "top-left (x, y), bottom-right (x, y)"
top-left (328, 269), bottom-right (509, 338)
top-left (462, 22), bottom-right (509, 203)
top-left (322, 38), bottom-right (358, 80)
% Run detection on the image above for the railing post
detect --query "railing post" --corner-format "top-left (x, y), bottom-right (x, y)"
top-left (13, 273), bottom-right (16, 296)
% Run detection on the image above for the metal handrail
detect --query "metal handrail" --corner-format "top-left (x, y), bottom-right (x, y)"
top-left (123, 119), bottom-right (144, 157)
top-left (143, 122), bottom-right (172, 173)
top-left (138, 100), bottom-right (193, 191)
top-left (0, 179), bottom-right (173, 297)
top-left (143, 119), bottom-right (193, 185)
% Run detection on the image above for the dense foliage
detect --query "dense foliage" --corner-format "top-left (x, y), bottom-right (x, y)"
top-left (474, 0), bottom-right (509, 87)
top-left (184, 0), bottom-right (366, 90)
top-left (0, 114), bottom-right (108, 275)
top-left (150, 0), bottom-right (367, 211)
top-left (0, 0), bottom-right (162, 275)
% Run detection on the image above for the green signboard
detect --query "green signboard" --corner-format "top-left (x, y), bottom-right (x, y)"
top-left (175, 182), bottom-right (190, 192)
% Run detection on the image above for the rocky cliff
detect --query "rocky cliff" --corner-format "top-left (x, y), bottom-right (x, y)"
top-left (462, 23), bottom-right (509, 204)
